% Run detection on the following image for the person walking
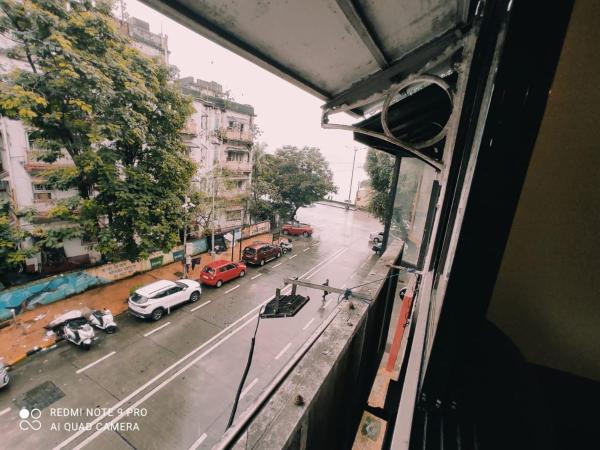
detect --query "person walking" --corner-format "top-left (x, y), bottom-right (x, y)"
top-left (322, 279), bottom-right (330, 307)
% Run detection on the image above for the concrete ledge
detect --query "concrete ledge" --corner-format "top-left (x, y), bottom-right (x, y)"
top-left (225, 240), bottom-right (403, 449)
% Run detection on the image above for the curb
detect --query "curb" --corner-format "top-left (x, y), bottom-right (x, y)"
top-left (8, 340), bottom-right (59, 369)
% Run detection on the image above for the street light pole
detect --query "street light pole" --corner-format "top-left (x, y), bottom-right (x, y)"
top-left (348, 147), bottom-right (359, 203)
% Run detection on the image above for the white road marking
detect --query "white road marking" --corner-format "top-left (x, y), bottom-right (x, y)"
top-left (76, 351), bottom-right (116, 375)
top-left (251, 273), bottom-right (262, 280)
top-left (302, 318), bottom-right (315, 330)
top-left (0, 407), bottom-right (11, 417)
top-left (306, 247), bottom-right (348, 280)
top-left (188, 433), bottom-right (207, 450)
top-left (240, 377), bottom-right (259, 400)
top-left (274, 342), bottom-right (292, 360)
top-left (272, 262), bottom-right (282, 268)
top-left (190, 300), bottom-right (211, 312)
top-left (144, 322), bottom-right (171, 337)
top-left (225, 285), bottom-right (240, 294)
top-left (303, 248), bottom-right (310, 252)
top-left (56, 247), bottom-right (348, 450)
top-left (288, 254), bottom-right (297, 260)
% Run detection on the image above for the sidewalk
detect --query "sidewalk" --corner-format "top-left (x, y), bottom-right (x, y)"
top-left (0, 233), bottom-right (272, 367)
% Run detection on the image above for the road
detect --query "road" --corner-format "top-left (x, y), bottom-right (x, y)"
top-left (0, 204), bottom-right (381, 450)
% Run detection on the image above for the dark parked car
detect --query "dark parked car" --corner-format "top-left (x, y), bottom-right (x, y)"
top-left (242, 243), bottom-right (281, 266)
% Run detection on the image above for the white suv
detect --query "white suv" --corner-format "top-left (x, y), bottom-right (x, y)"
top-left (128, 279), bottom-right (202, 321)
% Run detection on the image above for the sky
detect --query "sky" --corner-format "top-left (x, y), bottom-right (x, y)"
top-left (124, 0), bottom-right (368, 202)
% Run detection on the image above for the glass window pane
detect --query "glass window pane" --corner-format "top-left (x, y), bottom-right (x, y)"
top-left (389, 158), bottom-right (436, 267)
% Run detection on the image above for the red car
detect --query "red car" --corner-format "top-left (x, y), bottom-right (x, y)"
top-left (281, 222), bottom-right (313, 237)
top-left (242, 243), bottom-right (281, 266)
top-left (200, 260), bottom-right (247, 287)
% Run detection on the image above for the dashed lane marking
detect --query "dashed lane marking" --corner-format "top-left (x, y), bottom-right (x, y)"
top-left (274, 342), bottom-right (292, 360)
top-left (190, 300), bottom-right (211, 312)
top-left (144, 322), bottom-right (171, 337)
top-left (76, 351), bottom-right (116, 374)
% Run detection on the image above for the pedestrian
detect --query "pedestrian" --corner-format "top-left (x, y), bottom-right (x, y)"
top-left (185, 254), bottom-right (192, 276)
top-left (322, 278), bottom-right (330, 307)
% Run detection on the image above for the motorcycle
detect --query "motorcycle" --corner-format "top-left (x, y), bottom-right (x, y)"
top-left (87, 308), bottom-right (117, 333)
top-left (46, 310), bottom-right (95, 350)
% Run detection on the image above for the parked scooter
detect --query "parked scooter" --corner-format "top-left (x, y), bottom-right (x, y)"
top-left (0, 358), bottom-right (9, 389)
top-left (87, 309), bottom-right (117, 333)
top-left (46, 310), bottom-right (95, 350)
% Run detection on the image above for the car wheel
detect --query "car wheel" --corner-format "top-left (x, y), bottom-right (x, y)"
top-left (216, 280), bottom-right (223, 288)
top-left (276, 251), bottom-right (281, 258)
top-left (260, 259), bottom-right (265, 266)
top-left (189, 291), bottom-right (200, 302)
top-left (151, 308), bottom-right (164, 321)
top-left (239, 270), bottom-right (245, 278)
top-left (82, 343), bottom-right (91, 351)
top-left (303, 231), bottom-right (309, 237)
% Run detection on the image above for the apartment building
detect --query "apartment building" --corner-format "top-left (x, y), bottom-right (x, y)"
top-left (177, 77), bottom-right (255, 233)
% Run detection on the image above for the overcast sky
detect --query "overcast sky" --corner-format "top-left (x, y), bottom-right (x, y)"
top-left (124, 0), bottom-right (367, 202)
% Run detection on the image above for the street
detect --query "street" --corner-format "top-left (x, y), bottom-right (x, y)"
top-left (0, 204), bottom-right (381, 450)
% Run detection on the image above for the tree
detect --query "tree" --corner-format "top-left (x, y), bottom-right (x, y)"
top-left (0, 203), bottom-right (34, 270)
top-left (365, 148), bottom-right (395, 222)
top-left (249, 146), bottom-right (337, 223)
top-left (0, 0), bottom-right (195, 260)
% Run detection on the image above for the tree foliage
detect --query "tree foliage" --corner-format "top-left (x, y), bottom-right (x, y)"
top-left (365, 148), bottom-right (394, 222)
top-left (0, 203), bottom-right (34, 270)
top-left (249, 146), bottom-right (337, 223)
top-left (0, 0), bottom-right (195, 260)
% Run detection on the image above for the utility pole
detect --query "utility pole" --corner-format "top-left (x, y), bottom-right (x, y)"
top-left (347, 147), bottom-right (359, 205)
top-left (211, 173), bottom-right (216, 261)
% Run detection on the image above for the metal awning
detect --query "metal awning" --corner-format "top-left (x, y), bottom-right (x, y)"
top-left (144, 0), bottom-right (474, 108)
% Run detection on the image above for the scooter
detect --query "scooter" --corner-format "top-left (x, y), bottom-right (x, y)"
top-left (46, 310), bottom-right (95, 350)
top-left (87, 309), bottom-right (117, 333)
top-left (0, 358), bottom-right (9, 389)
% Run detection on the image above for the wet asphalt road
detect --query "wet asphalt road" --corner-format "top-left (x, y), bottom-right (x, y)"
top-left (0, 204), bottom-right (381, 450)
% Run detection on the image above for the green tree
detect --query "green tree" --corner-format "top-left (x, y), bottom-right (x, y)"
top-left (365, 148), bottom-right (394, 222)
top-left (0, 203), bottom-right (34, 270)
top-left (0, 0), bottom-right (194, 260)
top-left (249, 146), bottom-right (337, 222)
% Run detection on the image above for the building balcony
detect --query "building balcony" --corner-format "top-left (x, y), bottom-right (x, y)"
top-left (24, 150), bottom-right (74, 173)
top-left (223, 159), bottom-right (252, 173)
top-left (181, 119), bottom-right (198, 136)
top-left (218, 128), bottom-right (253, 144)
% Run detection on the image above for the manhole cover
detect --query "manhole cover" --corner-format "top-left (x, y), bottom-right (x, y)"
top-left (14, 381), bottom-right (65, 411)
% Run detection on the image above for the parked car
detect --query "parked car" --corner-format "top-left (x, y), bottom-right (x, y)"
top-left (128, 279), bottom-right (201, 321)
top-left (200, 260), bottom-right (247, 287)
top-left (369, 231), bottom-right (384, 243)
top-left (242, 243), bottom-right (281, 266)
top-left (282, 222), bottom-right (313, 237)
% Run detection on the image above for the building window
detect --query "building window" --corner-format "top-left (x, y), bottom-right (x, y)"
top-left (33, 184), bottom-right (52, 192)
top-left (34, 192), bottom-right (52, 202)
top-left (389, 158), bottom-right (436, 268)
top-left (226, 210), bottom-right (242, 221)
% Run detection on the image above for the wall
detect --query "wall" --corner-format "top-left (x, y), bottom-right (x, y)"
top-left (0, 238), bottom-right (208, 321)
top-left (488, 0), bottom-right (600, 381)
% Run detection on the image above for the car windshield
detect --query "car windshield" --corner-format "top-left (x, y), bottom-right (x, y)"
top-left (202, 267), bottom-right (215, 274)
top-left (130, 292), bottom-right (147, 303)
top-left (244, 248), bottom-right (256, 255)
top-left (175, 281), bottom-right (188, 289)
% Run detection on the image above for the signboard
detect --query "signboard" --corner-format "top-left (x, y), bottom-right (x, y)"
top-left (150, 256), bottom-right (164, 269)
top-left (172, 250), bottom-right (184, 262)
top-left (224, 229), bottom-right (242, 243)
